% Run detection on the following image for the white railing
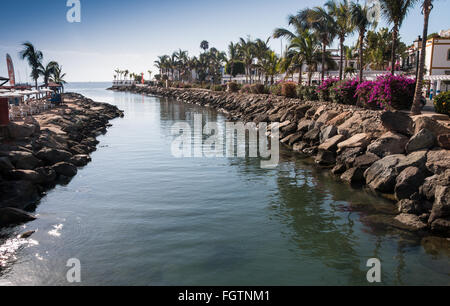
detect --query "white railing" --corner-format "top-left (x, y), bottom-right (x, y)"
top-left (112, 80), bottom-right (136, 87)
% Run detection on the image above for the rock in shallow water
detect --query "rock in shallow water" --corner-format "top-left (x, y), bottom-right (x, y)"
top-left (0, 207), bottom-right (36, 227)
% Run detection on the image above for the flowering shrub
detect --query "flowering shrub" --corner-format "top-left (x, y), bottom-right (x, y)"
top-left (281, 82), bottom-right (297, 98)
top-left (240, 84), bottom-right (252, 93)
top-left (434, 91), bottom-right (450, 116)
top-left (330, 78), bottom-right (359, 105)
top-left (316, 78), bottom-right (339, 101)
top-left (355, 75), bottom-right (415, 110)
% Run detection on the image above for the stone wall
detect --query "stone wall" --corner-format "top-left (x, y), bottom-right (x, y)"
top-left (111, 85), bottom-right (450, 237)
top-left (0, 93), bottom-right (124, 227)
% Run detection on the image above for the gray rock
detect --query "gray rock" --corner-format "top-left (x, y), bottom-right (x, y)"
top-left (381, 111), bottom-right (414, 136)
top-left (70, 155), bottom-right (92, 167)
top-left (397, 199), bottom-right (423, 214)
top-left (8, 151), bottom-right (40, 170)
top-left (430, 186), bottom-right (450, 223)
top-left (315, 150), bottom-right (336, 166)
top-left (0, 156), bottom-right (14, 173)
top-left (8, 169), bottom-right (42, 183)
top-left (6, 122), bottom-right (36, 139)
top-left (367, 132), bottom-right (409, 158)
top-left (36, 148), bottom-right (73, 165)
top-left (0, 181), bottom-right (39, 209)
top-left (437, 134), bottom-right (450, 150)
top-left (395, 167), bottom-right (426, 200)
top-left (364, 155), bottom-right (404, 193)
top-left (0, 207), bottom-right (36, 227)
top-left (318, 134), bottom-right (345, 152)
top-left (395, 150), bottom-right (428, 173)
top-left (341, 167), bottom-right (365, 185)
top-left (426, 149), bottom-right (450, 175)
top-left (52, 162), bottom-right (78, 177)
top-left (430, 218), bottom-right (450, 235)
top-left (353, 153), bottom-right (380, 170)
top-left (406, 129), bottom-right (435, 153)
top-left (303, 128), bottom-right (321, 143)
top-left (320, 125), bottom-right (338, 142)
top-left (394, 213), bottom-right (428, 231)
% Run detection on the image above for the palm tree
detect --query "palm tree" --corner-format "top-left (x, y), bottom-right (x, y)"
top-left (294, 7), bottom-right (337, 83)
top-left (227, 42), bottom-right (240, 80)
top-left (148, 70), bottom-right (152, 81)
top-left (39, 61), bottom-right (58, 87)
top-left (351, 2), bottom-right (377, 81)
top-left (238, 37), bottom-right (256, 84)
top-left (379, 0), bottom-right (418, 75)
top-left (412, 0), bottom-right (434, 115)
top-left (200, 40), bottom-right (209, 53)
top-left (19, 42), bottom-right (43, 89)
top-left (261, 51), bottom-right (280, 85)
top-left (254, 38), bottom-right (271, 82)
top-left (114, 69), bottom-right (121, 80)
top-left (326, 0), bottom-right (354, 80)
top-left (50, 64), bottom-right (66, 91)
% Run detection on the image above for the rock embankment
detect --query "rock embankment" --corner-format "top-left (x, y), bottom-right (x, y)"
top-left (0, 93), bottom-right (124, 227)
top-left (111, 85), bottom-right (450, 237)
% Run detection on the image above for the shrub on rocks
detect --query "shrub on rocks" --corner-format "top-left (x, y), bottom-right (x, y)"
top-left (240, 84), bottom-right (252, 94)
top-left (250, 83), bottom-right (266, 94)
top-left (227, 82), bottom-right (240, 93)
top-left (330, 78), bottom-right (359, 105)
top-left (269, 84), bottom-right (282, 96)
top-left (298, 86), bottom-right (318, 101)
top-left (281, 82), bottom-right (297, 98)
top-left (434, 91), bottom-right (450, 116)
top-left (316, 78), bottom-right (339, 102)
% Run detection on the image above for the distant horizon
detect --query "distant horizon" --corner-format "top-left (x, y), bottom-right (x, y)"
top-left (1, 0), bottom-right (449, 83)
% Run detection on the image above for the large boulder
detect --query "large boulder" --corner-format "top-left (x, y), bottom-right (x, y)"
top-left (0, 207), bottom-right (36, 227)
top-left (70, 154), bottom-right (91, 167)
top-left (8, 151), bottom-right (41, 170)
top-left (34, 167), bottom-right (57, 184)
top-left (320, 125), bottom-right (338, 142)
top-left (328, 111), bottom-right (352, 126)
top-left (364, 155), bottom-right (404, 193)
top-left (318, 135), bottom-right (345, 152)
top-left (429, 186), bottom-right (450, 223)
top-left (303, 127), bottom-right (321, 143)
top-left (337, 133), bottom-right (371, 152)
top-left (413, 115), bottom-right (450, 137)
top-left (8, 169), bottom-right (43, 183)
top-left (353, 153), bottom-right (380, 170)
top-left (437, 134), bottom-right (450, 150)
top-left (51, 162), bottom-right (78, 177)
top-left (395, 167), bottom-right (426, 200)
top-left (380, 111), bottom-right (414, 136)
top-left (36, 148), bottom-right (73, 165)
top-left (395, 150), bottom-right (428, 172)
top-left (430, 218), bottom-right (450, 235)
top-left (394, 214), bottom-right (428, 231)
top-left (297, 120), bottom-right (313, 133)
top-left (426, 149), bottom-right (450, 174)
top-left (338, 113), bottom-right (363, 137)
top-left (397, 199), bottom-right (424, 215)
top-left (6, 122), bottom-right (36, 139)
top-left (316, 110), bottom-right (339, 124)
top-left (315, 150), bottom-right (336, 166)
top-left (367, 132), bottom-right (409, 158)
top-left (420, 169), bottom-right (450, 201)
top-left (406, 129), bottom-right (436, 153)
top-left (341, 167), bottom-right (365, 185)
top-left (0, 156), bottom-right (14, 173)
top-left (0, 180), bottom-right (39, 209)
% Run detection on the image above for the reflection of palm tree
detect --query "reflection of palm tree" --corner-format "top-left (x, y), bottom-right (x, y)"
top-left (19, 42), bottom-right (43, 89)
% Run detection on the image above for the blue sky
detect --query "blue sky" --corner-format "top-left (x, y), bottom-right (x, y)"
top-left (0, 0), bottom-right (449, 82)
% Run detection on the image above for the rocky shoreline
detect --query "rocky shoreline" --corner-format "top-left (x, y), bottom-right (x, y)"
top-left (0, 93), bottom-right (124, 227)
top-left (110, 85), bottom-right (450, 237)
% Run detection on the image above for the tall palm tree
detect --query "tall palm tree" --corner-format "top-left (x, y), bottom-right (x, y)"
top-left (19, 42), bottom-right (43, 89)
top-left (238, 37), bottom-right (256, 84)
top-left (254, 38), bottom-right (271, 83)
top-left (294, 7), bottom-right (337, 83)
top-left (412, 0), bottom-right (434, 115)
top-left (227, 42), bottom-right (240, 80)
top-left (326, 0), bottom-right (354, 80)
top-left (50, 64), bottom-right (66, 91)
top-left (379, 0), bottom-right (418, 74)
top-left (39, 61), bottom-right (58, 86)
top-left (351, 2), bottom-right (377, 81)
top-left (261, 51), bottom-right (280, 85)
top-left (200, 40), bottom-right (209, 53)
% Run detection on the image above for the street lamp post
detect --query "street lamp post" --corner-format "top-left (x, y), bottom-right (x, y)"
top-left (414, 35), bottom-right (422, 81)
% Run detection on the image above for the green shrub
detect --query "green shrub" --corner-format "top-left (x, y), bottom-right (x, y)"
top-left (227, 82), bottom-right (240, 93)
top-left (213, 84), bottom-right (224, 92)
top-left (281, 82), bottom-right (297, 98)
top-left (250, 83), bottom-right (266, 94)
top-left (434, 91), bottom-right (450, 116)
top-left (299, 86), bottom-right (318, 101)
top-left (269, 84), bottom-right (282, 96)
